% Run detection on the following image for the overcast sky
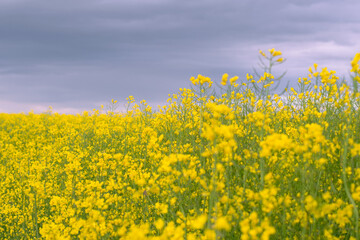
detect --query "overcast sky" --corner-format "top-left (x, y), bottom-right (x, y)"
top-left (0, 0), bottom-right (359, 113)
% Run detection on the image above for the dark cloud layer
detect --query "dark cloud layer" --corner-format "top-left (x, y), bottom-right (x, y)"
top-left (0, 0), bottom-right (359, 113)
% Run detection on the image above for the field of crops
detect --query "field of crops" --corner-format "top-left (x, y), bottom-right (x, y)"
top-left (1, 50), bottom-right (360, 239)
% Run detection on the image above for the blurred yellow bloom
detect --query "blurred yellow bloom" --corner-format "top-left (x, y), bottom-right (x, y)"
top-left (229, 76), bottom-right (239, 85)
top-left (221, 73), bottom-right (229, 85)
top-left (351, 53), bottom-right (360, 73)
top-left (214, 216), bottom-right (231, 231)
top-left (259, 50), bottom-right (266, 57)
top-left (191, 214), bottom-right (207, 229)
top-left (154, 218), bottom-right (165, 230)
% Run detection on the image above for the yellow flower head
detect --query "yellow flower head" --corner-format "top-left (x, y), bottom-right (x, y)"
top-left (214, 216), bottom-right (231, 231)
top-left (351, 53), bottom-right (360, 73)
top-left (259, 50), bottom-right (266, 57)
top-left (229, 76), bottom-right (239, 85)
top-left (191, 214), bottom-right (207, 229)
top-left (221, 73), bottom-right (229, 86)
top-left (269, 48), bottom-right (282, 57)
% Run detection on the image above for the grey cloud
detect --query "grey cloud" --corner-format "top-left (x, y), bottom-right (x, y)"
top-left (0, 0), bottom-right (359, 112)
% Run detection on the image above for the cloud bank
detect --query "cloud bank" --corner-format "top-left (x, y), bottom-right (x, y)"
top-left (0, 0), bottom-right (359, 113)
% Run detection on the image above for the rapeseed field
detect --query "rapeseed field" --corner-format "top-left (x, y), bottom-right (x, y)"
top-left (1, 50), bottom-right (360, 239)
